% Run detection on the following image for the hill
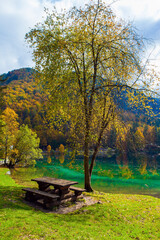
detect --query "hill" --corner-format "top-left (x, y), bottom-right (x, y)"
top-left (1, 68), bottom-right (43, 124)
top-left (1, 68), bottom-right (160, 152)
top-left (0, 68), bottom-right (66, 149)
top-left (1, 68), bottom-right (35, 85)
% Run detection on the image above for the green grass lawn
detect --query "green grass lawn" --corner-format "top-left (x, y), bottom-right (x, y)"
top-left (0, 168), bottom-right (160, 240)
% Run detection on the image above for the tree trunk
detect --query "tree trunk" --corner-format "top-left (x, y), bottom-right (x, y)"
top-left (84, 127), bottom-right (93, 192)
top-left (89, 143), bottom-right (100, 176)
top-left (84, 154), bottom-right (93, 192)
top-left (7, 161), bottom-right (15, 169)
top-left (4, 137), bottom-right (8, 165)
top-left (89, 126), bottom-right (105, 176)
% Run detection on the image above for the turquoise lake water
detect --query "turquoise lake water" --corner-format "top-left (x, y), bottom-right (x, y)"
top-left (12, 152), bottom-right (160, 197)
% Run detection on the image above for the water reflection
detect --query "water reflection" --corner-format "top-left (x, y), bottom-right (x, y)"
top-left (11, 152), bottom-right (160, 196)
top-left (55, 153), bottom-right (65, 164)
top-left (47, 156), bottom-right (52, 164)
top-left (137, 154), bottom-right (146, 174)
top-left (116, 154), bottom-right (134, 179)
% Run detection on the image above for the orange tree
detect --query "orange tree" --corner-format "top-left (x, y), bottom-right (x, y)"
top-left (26, 0), bottom-right (158, 191)
top-left (0, 108), bottom-right (19, 164)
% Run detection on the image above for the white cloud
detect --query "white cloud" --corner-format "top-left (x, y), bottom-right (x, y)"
top-left (0, 0), bottom-right (54, 74)
top-left (113, 0), bottom-right (160, 21)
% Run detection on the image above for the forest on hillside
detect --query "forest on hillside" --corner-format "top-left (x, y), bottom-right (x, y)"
top-left (1, 68), bottom-right (160, 155)
top-left (1, 68), bottom-right (66, 149)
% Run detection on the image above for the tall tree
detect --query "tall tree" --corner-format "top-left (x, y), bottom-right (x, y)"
top-left (0, 108), bottom-right (19, 164)
top-left (26, 0), bottom-right (157, 191)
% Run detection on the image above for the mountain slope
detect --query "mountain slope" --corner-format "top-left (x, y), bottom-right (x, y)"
top-left (0, 68), bottom-right (66, 149)
top-left (1, 68), bottom-right (160, 150)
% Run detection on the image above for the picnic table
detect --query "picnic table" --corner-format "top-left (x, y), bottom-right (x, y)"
top-left (32, 177), bottom-right (78, 199)
top-left (22, 177), bottom-right (86, 209)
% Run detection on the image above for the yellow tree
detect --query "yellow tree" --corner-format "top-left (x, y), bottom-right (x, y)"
top-left (26, 0), bottom-right (158, 191)
top-left (1, 108), bottom-right (19, 164)
top-left (47, 144), bottom-right (51, 153)
top-left (134, 127), bottom-right (145, 150)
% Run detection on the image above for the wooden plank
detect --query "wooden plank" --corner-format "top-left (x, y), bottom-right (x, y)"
top-left (31, 177), bottom-right (78, 188)
top-left (69, 186), bottom-right (86, 197)
top-left (22, 188), bottom-right (59, 199)
top-left (60, 195), bottom-right (83, 203)
top-left (22, 188), bottom-right (60, 209)
top-left (69, 186), bottom-right (86, 192)
top-left (60, 192), bottom-right (73, 200)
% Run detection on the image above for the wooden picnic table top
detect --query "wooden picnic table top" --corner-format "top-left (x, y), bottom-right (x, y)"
top-left (31, 177), bottom-right (78, 188)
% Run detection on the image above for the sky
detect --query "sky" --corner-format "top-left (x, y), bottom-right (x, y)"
top-left (0, 0), bottom-right (160, 75)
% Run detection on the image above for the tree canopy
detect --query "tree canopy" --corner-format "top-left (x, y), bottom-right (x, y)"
top-left (0, 107), bottom-right (43, 168)
top-left (14, 124), bottom-right (43, 168)
top-left (26, 0), bottom-right (159, 191)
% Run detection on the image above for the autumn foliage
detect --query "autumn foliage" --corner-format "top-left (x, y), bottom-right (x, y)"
top-left (25, 0), bottom-right (160, 191)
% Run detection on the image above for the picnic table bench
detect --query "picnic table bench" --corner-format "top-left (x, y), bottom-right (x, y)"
top-left (69, 186), bottom-right (86, 196)
top-left (22, 177), bottom-right (86, 209)
top-left (22, 188), bottom-right (60, 208)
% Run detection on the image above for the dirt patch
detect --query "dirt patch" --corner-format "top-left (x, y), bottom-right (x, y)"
top-left (24, 195), bottom-right (99, 214)
top-left (54, 195), bottom-right (99, 214)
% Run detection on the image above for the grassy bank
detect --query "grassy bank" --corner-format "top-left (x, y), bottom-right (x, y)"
top-left (0, 168), bottom-right (160, 240)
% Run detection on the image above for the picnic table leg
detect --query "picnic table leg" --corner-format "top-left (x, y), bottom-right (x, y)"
top-left (37, 182), bottom-right (51, 192)
top-left (43, 197), bottom-right (60, 210)
top-left (56, 187), bottom-right (70, 200)
top-left (25, 191), bottom-right (33, 201)
top-left (25, 191), bottom-right (39, 202)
